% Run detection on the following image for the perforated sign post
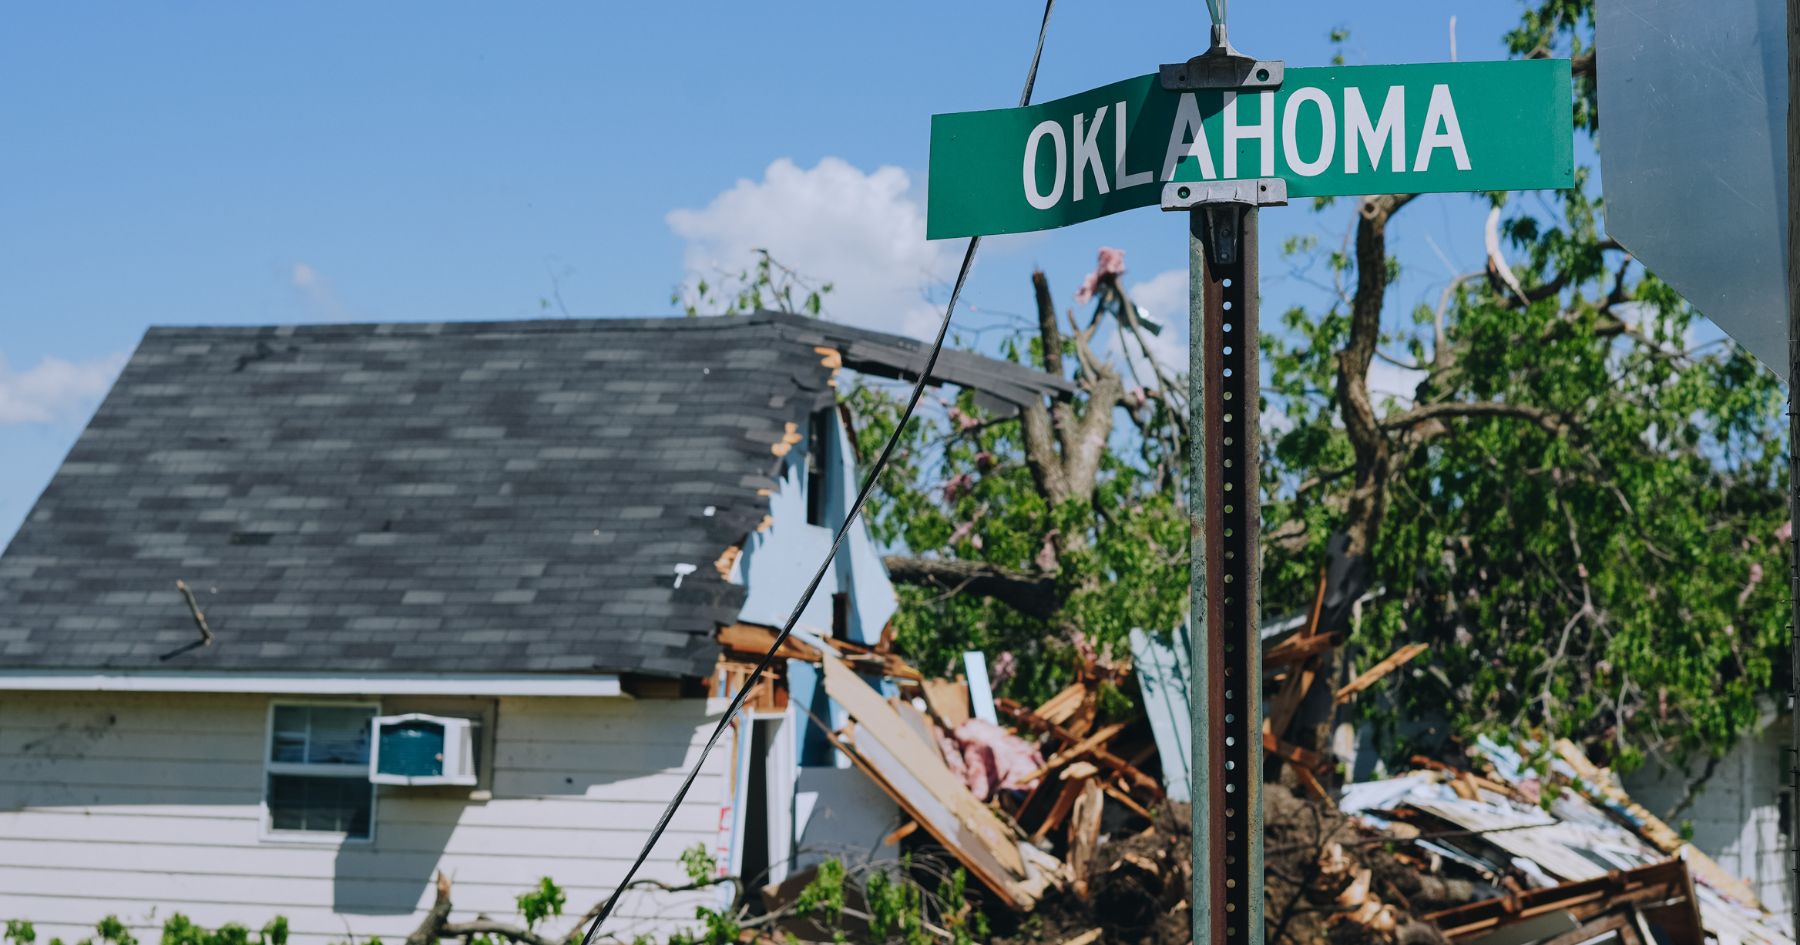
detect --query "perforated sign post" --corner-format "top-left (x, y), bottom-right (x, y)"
top-left (927, 21), bottom-right (1573, 945)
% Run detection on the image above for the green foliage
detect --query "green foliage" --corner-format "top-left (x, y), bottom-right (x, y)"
top-left (94, 919), bottom-right (133, 945)
top-left (5, 921), bottom-right (35, 945)
top-left (159, 914), bottom-right (285, 945)
top-left (864, 867), bottom-right (928, 945)
top-left (516, 877), bottom-right (566, 932)
top-left (673, 248), bottom-right (832, 318)
top-left (847, 365), bottom-right (1189, 705)
top-left (795, 858), bottom-right (846, 924)
top-left (678, 843), bottom-right (717, 885)
top-left (1262, 0), bottom-right (1786, 767)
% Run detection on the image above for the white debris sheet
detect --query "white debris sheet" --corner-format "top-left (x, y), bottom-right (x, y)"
top-left (1338, 738), bottom-right (1793, 945)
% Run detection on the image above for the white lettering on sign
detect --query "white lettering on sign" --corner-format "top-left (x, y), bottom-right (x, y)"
top-left (1073, 105), bottom-right (1110, 201)
top-left (1414, 84), bottom-right (1470, 172)
top-left (1344, 86), bottom-right (1405, 173)
top-left (1023, 119), bottom-right (1067, 210)
top-left (1161, 92), bottom-right (1218, 182)
top-left (1282, 88), bottom-right (1336, 177)
top-left (1223, 92), bottom-right (1275, 178)
top-left (1114, 100), bottom-right (1156, 189)
top-left (1019, 82), bottom-right (1479, 209)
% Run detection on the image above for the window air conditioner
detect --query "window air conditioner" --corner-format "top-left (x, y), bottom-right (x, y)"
top-left (369, 713), bottom-right (477, 786)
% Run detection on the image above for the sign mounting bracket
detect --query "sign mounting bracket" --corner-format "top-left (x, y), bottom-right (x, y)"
top-left (1159, 26), bottom-right (1284, 91)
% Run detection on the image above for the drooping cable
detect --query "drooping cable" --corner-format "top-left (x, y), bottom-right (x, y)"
top-left (575, 4), bottom-right (1057, 940)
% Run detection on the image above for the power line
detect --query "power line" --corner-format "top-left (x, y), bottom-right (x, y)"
top-left (575, 4), bottom-right (1057, 940)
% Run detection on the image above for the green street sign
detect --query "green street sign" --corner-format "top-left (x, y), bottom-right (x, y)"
top-left (926, 59), bottom-right (1574, 239)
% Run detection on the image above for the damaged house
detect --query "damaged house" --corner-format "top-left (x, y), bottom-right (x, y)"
top-left (0, 312), bottom-right (1071, 943)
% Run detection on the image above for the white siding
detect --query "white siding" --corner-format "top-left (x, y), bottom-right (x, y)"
top-left (0, 691), bottom-right (730, 945)
top-left (1624, 714), bottom-right (1792, 914)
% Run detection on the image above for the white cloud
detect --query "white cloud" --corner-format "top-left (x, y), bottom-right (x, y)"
top-left (1367, 360), bottom-right (1426, 404)
top-left (667, 158), bottom-right (956, 338)
top-left (290, 262), bottom-right (354, 322)
top-left (0, 351), bottom-right (127, 426)
top-left (1122, 268), bottom-right (1189, 378)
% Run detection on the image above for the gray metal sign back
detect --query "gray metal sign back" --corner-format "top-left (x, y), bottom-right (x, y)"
top-left (1597, 0), bottom-right (1789, 372)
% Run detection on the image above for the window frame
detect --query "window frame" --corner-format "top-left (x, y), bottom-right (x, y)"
top-left (259, 699), bottom-right (380, 845)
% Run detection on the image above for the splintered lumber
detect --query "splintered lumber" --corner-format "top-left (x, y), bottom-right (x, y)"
top-left (996, 698), bottom-right (1161, 795)
top-left (1291, 764), bottom-right (1330, 802)
top-left (1023, 721), bottom-right (1130, 783)
top-left (718, 622), bottom-right (820, 661)
top-left (1266, 571), bottom-right (1331, 739)
top-left (1261, 731), bottom-right (1328, 772)
top-left (1068, 780), bottom-right (1104, 900)
top-left (1033, 779), bottom-right (1085, 842)
top-left (1264, 659), bottom-right (1319, 742)
top-left (719, 622), bottom-right (924, 680)
top-left (1262, 629), bottom-right (1342, 666)
top-left (1551, 739), bottom-right (1763, 911)
top-left (882, 820), bottom-right (921, 846)
top-left (1422, 859), bottom-right (1703, 944)
top-left (1102, 782), bottom-right (1156, 820)
top-left (1334, 642), bottom-right (1429, 704)
top-left (818, 652), bottom-right (1040, 907)
top-left (1037, 684), bottom-right (1087, 722)
top-left (922, 677), bottom-right (971, 728)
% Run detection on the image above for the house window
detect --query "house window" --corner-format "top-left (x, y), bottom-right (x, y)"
top-left (806, 409), bottom-right (831, 527)
top-left (265, 703), bottom-right (376, 840)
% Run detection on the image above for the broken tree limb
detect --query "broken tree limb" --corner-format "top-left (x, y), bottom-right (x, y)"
top-left (880, 555), bottom-right (1061, 620)
top-left (406, 872), bottom-right (457, 945)
top-left (174, 579), bottom-right (214, 644)
top-left (1335, 643), bottom-right (1429, 704)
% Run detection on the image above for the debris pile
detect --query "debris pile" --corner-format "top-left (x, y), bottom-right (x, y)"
top-left (714, 617), bottom-right (1794, 945)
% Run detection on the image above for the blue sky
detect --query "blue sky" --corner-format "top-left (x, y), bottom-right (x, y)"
top-left (0, 1), bottom-right (1557, 545)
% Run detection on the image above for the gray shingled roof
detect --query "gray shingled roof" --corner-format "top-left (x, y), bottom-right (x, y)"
top-left (0, 312), bottom-right (1065, 680)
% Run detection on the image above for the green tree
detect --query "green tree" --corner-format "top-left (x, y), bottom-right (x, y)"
top-left (855, 0), bottom-right (1787, 772)
top-left (1262, 2), bottom-right (1786, 771)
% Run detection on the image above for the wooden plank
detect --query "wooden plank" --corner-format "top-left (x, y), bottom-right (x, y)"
top-left (821, 653), bottom-right (1026, 877)
top-left (842, 723), bottom-right (1035, 908)
top-left (1334, 642), bottom-right (1429, 704)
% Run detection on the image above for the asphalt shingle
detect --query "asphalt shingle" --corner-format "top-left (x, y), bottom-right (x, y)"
top-left (0, 313), bottom-right (877, 679)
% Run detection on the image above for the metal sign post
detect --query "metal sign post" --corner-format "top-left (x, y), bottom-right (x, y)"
top-left (1162, 26), bottom-right (1285, 944)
